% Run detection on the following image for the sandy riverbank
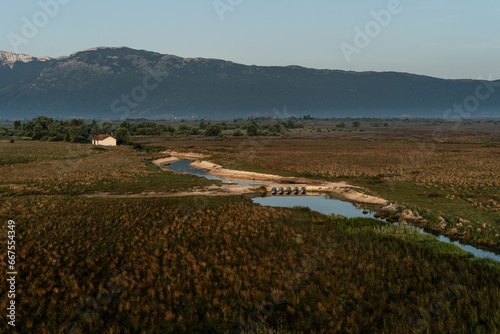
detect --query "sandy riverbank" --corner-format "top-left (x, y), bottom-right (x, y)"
top-left (150, 151), bottom-right (389, 206)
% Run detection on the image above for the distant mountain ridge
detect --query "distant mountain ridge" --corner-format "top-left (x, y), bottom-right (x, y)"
top-left (0, 47), bottom-right (499, 119)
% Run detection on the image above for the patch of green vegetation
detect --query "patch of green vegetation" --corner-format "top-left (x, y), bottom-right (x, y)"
top-left (133, 143), bottom-right (162, 153)
top-left (350, 179), bottom-right (498, 225)
top-left (331, 216), bottom-right (386, 229)
top-left (422, 210), bottom-right (441, 225)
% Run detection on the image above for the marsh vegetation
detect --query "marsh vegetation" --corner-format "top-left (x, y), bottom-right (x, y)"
top-left (1, 118), bottom-right (499, 333)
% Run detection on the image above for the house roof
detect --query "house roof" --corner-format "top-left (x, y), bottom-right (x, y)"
top-left (92, 134), bottom-right (115, 141)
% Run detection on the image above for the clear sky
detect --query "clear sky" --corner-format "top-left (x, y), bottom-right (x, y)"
top-left (1, 0), bottom-right (499, 80)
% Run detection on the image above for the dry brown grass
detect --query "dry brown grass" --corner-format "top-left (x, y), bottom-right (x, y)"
top-left (0, 142), bottom-right (138, 183)
top-left (1, 196), bottom-right (499, 333)
top-left (0, 141), bottom-right (214, 196)
top-left (136, 135), bottom-right (500, 210)
top-left (135, 125), bottom-right (500, 244)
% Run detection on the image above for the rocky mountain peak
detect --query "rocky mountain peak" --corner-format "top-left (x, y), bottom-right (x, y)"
top-left (0, 50), bottom-right (52, 68)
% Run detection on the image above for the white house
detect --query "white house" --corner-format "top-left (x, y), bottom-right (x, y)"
top-left (92, 134), bottom-right (117, 146)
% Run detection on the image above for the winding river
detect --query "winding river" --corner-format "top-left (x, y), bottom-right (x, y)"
top-left (166, 160), bottom-right (500, 263)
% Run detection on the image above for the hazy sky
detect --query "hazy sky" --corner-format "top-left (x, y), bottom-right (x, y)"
top-left (1, 0), bottom-right (499, 80)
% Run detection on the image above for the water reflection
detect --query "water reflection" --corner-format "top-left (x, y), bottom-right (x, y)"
top-left (253, 195), bottom-right (380, 220)
top-left (166, 160), bottom-right (266, 186)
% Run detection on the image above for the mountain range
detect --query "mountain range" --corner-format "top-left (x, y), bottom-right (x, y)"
top-left (1, 47), bottom-right (499, 120)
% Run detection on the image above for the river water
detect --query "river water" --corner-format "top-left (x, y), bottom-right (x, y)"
top-left (252, 195), bottom-right (381, 219)
top-left (165, 160), bottom-right (267, 186)
top-left (166, 160), bottom-right (500, 262)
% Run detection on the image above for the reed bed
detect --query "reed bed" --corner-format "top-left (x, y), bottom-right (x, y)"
top-left (1, 196), bottom-right (499, 333)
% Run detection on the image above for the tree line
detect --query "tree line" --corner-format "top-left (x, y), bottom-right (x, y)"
top-left (2, 116), bottom-right (301, 143)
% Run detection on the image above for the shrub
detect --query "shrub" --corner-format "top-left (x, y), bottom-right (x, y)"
top-left (247, 123), bottom-right (259, 136)
top-left (205, 124), bottom-right (222, 137)
top-left (422, 210), bottom-right (441, 224)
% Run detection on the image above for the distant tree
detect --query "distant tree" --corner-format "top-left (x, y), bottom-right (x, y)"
top-left (32, 124), bottom-right (46, 140)
top-left (352, 121), bottom-right (361, 128)
top-left (119, 121), bottom-right (132, 130)
top-left (284, 119), bottom-right (297, 129)
top-left (23, 116), bottom-right (53, 140)
top-left (154, 123), bottom-right (167, 134)
top-left (337, 122), bottom-right (346, 128)
top-left (166, 124), bottom-right (176, 134)
top-left (101, 122), bottom-right (113, 134)
top-left (232, 129), bottom-right (243, 136)
top-left (114, 127), bottom-right (130, 144)
top-left (47, 122), bottom-right (65, 141)
top-left (13, 120), bottom-right (21, 130)
top-left (190, 127), bottom-right (200, 136)
top-left (72, 135), bottom-right (87, 143)
top-left (89, 122), bottom-right (100, 137)
top-left (205, 124), bottom-right (222, 137)
top-left (67, 123), bottom-right (87, 142)
top-left (177, 124), bottom-right (191, 132)
top-left (199, 121), bottom-right (207, 129)
top-left (247, 123), bottom-right (259, 136)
